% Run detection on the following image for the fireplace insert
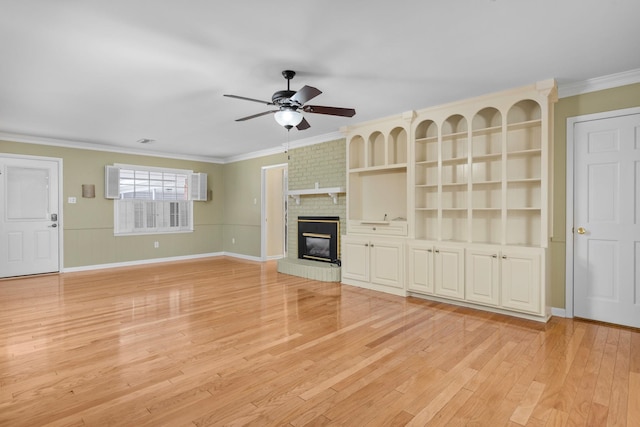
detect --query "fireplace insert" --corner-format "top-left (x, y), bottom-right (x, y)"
top-left (297, 216), bottom-right (340, 264)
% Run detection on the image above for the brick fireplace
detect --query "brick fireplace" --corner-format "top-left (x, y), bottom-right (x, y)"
top-left (275, 138), bottom-right (346, 282)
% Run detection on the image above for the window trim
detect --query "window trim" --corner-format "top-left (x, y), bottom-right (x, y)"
top-left (111, 164), bottom-right (195, 236)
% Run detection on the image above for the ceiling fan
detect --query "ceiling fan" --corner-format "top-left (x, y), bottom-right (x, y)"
top-left (224, 70), bottom-right (356, 130)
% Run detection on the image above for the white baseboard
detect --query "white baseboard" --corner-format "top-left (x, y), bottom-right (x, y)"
top-left (221, 252), bottom-right (263, 262)
top-left (61, 251), bottom-right (267, 273)
top-left (551, 307), bottom-right (567, 318)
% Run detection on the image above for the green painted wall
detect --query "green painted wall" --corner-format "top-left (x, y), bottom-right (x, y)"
top-left (0, 140), bottom-right (223, 267)
top-left (221, 152), bottom-right (287, 257)
top-left (549, 82), bottom-right (640, 308)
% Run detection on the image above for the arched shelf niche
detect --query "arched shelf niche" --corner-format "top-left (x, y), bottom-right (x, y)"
top-left (388, 127), bottom-right (408, 165)
top-left (349, 134), bottom-right (365, 170)
top-left (368, 131), bottom-right (385, 168)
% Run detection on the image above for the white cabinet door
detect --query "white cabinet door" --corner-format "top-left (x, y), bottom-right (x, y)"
top-left (434, 246), bottom-right (465, 300)
top-left (407, 243), bottom-right (434, 294)
top-left (370, 240), bottom-right (403, 288)
top-left (501, 248), bottom-right (541, 314)
top-left (342, 237), bottom-right (370, 282)
top-left (466, 247), bottom-right (500, 306)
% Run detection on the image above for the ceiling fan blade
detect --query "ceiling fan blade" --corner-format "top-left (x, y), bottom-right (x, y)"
top-left (303, 105), bottom-right (356, 117)
top-left (296, 117), bottom-right (311, 130)
top-left (224, 94), bottom-right (274, 105)
top-left (290, 85), bottom-right (322, 105)
top-left (235, 110), bottom-right (278, 121)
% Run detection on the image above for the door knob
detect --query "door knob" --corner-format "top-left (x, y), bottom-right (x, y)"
top-left (576, 227), bottom-right (586, 235)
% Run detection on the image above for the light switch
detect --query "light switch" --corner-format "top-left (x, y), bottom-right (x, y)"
top-left (68, 197), bottom-right (77, 204)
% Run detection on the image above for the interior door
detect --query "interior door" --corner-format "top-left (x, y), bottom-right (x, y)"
top-left (0, 156), bottom-right (60, 278)
top-left (573, 112), bottom-right (640, 328)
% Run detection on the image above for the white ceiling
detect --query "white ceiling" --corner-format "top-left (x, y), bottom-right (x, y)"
top-left (1, 1), bottom-right (639, 162)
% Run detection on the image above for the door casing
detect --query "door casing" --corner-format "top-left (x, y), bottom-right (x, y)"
top-left (260, 163), bottom-right (288, 261)
top-left (0, 153), bottom-right (63, 275)
top-left (565, 106), bottom-right (640, 318)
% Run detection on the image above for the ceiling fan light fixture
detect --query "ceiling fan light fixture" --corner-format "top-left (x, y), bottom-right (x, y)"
top-left (274, 109), bottom-right (303, 129)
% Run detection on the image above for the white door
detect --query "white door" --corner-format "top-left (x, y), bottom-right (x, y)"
top-left (0, 156), bottom-right (60, 278)
top-left (573, 112), bottom-right (640, 328)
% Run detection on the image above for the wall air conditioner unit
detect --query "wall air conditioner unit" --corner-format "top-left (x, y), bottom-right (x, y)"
top-left (190, 173), bottom-right (208, 201)
top-left (104, 165), bottom-right (120, 199)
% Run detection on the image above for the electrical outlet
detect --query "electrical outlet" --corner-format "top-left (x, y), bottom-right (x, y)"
top-left (232, 238), bottom-right (235, 244)
top-left (154, 241), bottom-right (159, 248)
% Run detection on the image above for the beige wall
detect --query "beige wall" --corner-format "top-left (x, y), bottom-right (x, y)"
top-left (550, 82), bottom-right (640, 308)
top-left (0, 140), bottom-right (223, 267)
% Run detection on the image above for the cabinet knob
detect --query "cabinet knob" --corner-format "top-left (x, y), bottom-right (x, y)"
top-left (502, 255), bottom-right (507, 259)
top-left (434, 249), bottom-right (440, 253)
top-left (370, 244), bottom-right (374, 247)
top-left (492, 254), bottom-right (497, 258)
top-left (365, 243), bottom-right (369, 247)
top-left (427, 249), bottom-right (433, 253)
top-left (372, 227), bottom-right (376, 231)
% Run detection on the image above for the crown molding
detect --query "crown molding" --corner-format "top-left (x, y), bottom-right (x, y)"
top-left (222, 144), bottom-right (286, 163)
top-left (0, 130), bottom-right (347, 165)
top-left (0, 132), bottom-right (226, 164)
top-left (558, 68), bottom-right (640, 98)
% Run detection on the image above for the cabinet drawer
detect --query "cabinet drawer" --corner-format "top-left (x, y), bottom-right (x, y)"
top-left (348, 221), bottom-right (407, 236)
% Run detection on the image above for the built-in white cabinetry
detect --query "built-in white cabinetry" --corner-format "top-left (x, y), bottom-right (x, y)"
top-left (499, 247), bottom-right (543, 314)
top-left (342, 80), bottom-right (556, 321)
top-left (346, 113), bottom-right (411, 238)
top-left (465, 245), bottom-right (544, 316)
top-left (465, 246), bottom-right (500, 306)
top-left (406, 241), bottom-right (434, 294)
top-left (407, 241), bottom-right (465, 300)
top-left (341, 236), bottom-right (404, 296)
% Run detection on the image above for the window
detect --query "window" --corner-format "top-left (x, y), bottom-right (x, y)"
top-left (112, 165), bottom-right (194, 235)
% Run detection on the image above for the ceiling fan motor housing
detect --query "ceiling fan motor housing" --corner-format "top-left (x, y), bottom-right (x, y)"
top-left (272, 90), bottom-right (298, 107)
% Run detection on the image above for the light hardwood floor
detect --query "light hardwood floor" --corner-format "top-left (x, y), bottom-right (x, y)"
top-left (0, 257), bottom-right (638, 426)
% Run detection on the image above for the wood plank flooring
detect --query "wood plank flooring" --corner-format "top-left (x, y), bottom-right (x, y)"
top-left (0, 257), bottom-right (638, 426)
